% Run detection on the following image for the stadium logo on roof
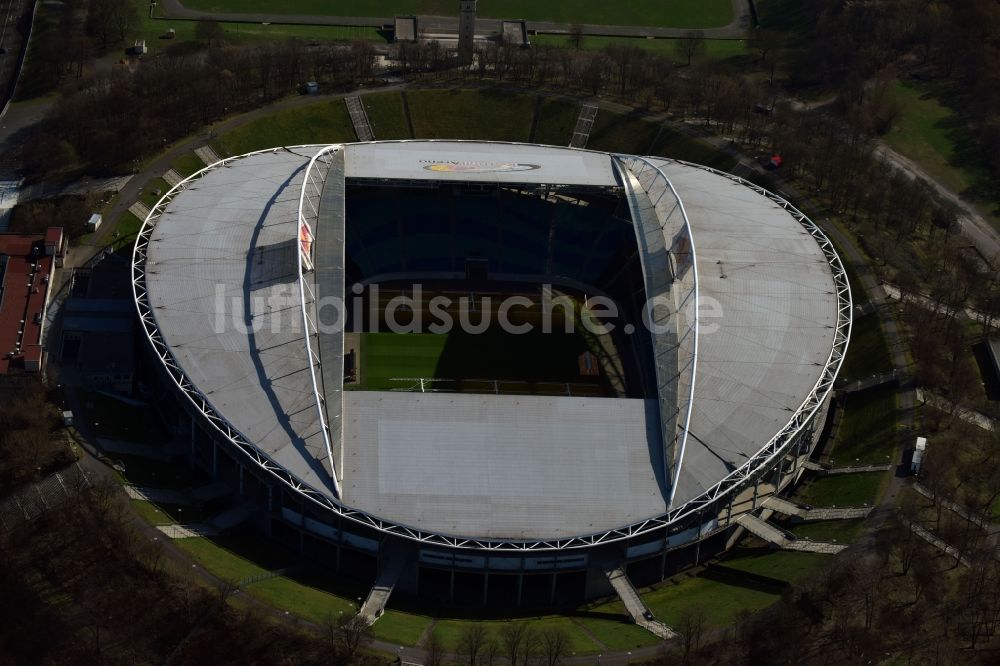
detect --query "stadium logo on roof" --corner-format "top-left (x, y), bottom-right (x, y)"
top-left (420, 160), bottom-right (541, 173)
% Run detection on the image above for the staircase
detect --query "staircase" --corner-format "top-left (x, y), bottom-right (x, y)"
top-left (761, 496), bottom-right (805, 517)
top-left (763, 495), bottom-right (872, 520)
top-left (604, 566), bottom-right (677, 640)
top-left (359, 542), bottom-right (413, 624)
top-left (737, 513), bottom-right (792, 547)
top-left (784, 540), bottom-right (847, 554)
top-left (127, 201), bottom-right (151, 221)
top-left (345, 96), bottom-right (374, 142)
top-left (569, 103), bottom-right (599, 148)
top-left (737, 513), bottom-right (848, 554)
top-left (163, 169), bottom-right (184, 187)
top-left (194, 145), bottom-right (222, 166)
top-left (802, 460), bottom-right (893, 475)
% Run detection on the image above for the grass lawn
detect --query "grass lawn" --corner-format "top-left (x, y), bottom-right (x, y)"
top-left (406, 89), bottom-right (534, 142)
top-left (829, 385), bottom-right (897, 464)
top-left (171, 152), bottom-right (207, 177)
top-left (432, 616), bottom-right (599, 654)
top-left (641, 573), bottom-right (781, 628)
top-left (532, 35), bottom-right (747, 62)
top-left (788, 519), bottom-right (866, 544)
top-left (650, 125), bottom-right (739, 171)
top-left (363, 92), bottom-right (412, 140)
top-left (211, 100), bottom-right (355, 156)
top-left (140, 1), bottom-right (385, 56)
top-left (116, 210), bottom-right (144, 236)
top-left (165, 529), bottom-right (828, 648)
top-left (371, 610), bottom-right (433, 646)
top-left (720, 548), bottom-right (831, 584)
top-left (885, 80), bottom-right (982, 198)
top-left (885, 79), bottom-right (997, 228)
top-left (138, 178), bottom-right (171, 210)
top-left (249, 576), bottom-right (357, 621)
top-left (130, 500), bottom-right (209, 525)
top-left (175, 536), bottom-right (273, 582)
top-left (108, 211), bottom-right (145, 252)
top-left (171, 535), bottom-right (394, 629)
top-left (754, 0), bottom-right (818, 45)
top-left (163, 531), bottom-right (435, 647)
top-left (532, 97), bottom-right (580, 146)
top-left (795, 472), bottom-right (887, 507)
top-left (833, 240), bottom-right (868, 304)
top-left (838, 313), bottom-right (893, 382)
top-left (586, 110), bottom-right (659, 155)
top-left (572, 599), bottom-right (663, 651)
top-left (112, 453), bottom-right (202, 488)
top-left (181, 1), bottom-right (733, 28)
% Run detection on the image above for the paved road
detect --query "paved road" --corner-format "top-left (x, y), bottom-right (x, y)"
top-left (790, 94), bottom-right (1000, 272)
top-left (0, 94), bottom-right (50, 146)
top-left (872, 142), bottom-right (1000, 262)
top-left (0, 0), bottom-right (32, 119)
top-left (161, 0), bottom-right (752, 39)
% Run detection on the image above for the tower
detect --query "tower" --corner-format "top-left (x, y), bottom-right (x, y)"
top-left (458, 0), bottom-right (477, 64)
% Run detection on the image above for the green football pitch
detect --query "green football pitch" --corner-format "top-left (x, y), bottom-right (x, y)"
top-left (355, 329), bottom-right (605, 394)
top-left (180, 1), bottom-right (733, 29)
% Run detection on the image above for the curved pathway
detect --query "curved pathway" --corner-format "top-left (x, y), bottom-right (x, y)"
top-left (160, 0), bottom-right (752, 39)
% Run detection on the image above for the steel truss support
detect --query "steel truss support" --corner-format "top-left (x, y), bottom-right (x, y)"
top-left (132, 146), bottom-right (851, 553)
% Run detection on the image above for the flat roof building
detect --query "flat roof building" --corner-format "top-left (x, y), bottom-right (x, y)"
top-left (0, 229), bottom-right (62, 376)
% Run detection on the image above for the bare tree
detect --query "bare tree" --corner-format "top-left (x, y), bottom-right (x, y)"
top-left (481, 635), bottom-right (501, 665)
top-left (675, 30), bottom-right (706, 66)
top-left (425, 631), bottom-right (446, 666)
top-left (568, 24), bottom-right (584, 50)
top-left (351, 39), bottom-right (377, 80)
top-left (499, 621), bottom-right (530, 665)
top-left (457, 623), bottom-right (489, 664)
top-left (196, 20), bottom-right (225, 48)
top-left (539, 627), bottom-right (570, 666)
top-left (748, 28), bottom-right (785, 63)
top-left (677, 605), bottom-right (708, 662)
top-left (86, 0), bottom-right (136, 51)
top-left (326, 614), bottom-right (373, 662)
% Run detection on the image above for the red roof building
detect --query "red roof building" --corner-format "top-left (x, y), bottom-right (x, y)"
top-left (0, 228), bottom-right (63, 375)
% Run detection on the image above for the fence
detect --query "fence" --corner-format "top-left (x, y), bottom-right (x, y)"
top-left (0, 462), bottom-right (92, 532)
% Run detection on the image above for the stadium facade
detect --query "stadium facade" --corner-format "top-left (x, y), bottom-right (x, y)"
top-left (132, 141), bottom-right (850, 606)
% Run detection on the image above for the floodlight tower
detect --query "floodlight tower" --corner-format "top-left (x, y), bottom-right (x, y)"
top-left (458, 0), bottom-right (477, 64)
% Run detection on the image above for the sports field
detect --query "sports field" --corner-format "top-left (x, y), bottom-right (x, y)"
top-left (531, 34), bottom-right (748, 61)
top-left (356, 330), bottom-right (608, 395)
top-left (181, 0), bottom-right (733, 29)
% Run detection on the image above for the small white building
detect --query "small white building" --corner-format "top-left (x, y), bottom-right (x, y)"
top-left (86, 213), bottom-right (102, 232)
top-left (911, 436), bottom-right (927, 474)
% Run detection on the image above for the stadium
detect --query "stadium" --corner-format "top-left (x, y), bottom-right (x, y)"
top-left (132, 140), bottom-right (850, 609)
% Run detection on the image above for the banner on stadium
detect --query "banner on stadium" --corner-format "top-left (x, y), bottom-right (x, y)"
top-left (300, 221), bottom-right (314, 271)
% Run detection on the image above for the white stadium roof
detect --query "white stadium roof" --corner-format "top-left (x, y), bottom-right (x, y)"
top-left (135, 142), bottom-right (846, 545)
top-left (344, 140), bottom-right (621, 187)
